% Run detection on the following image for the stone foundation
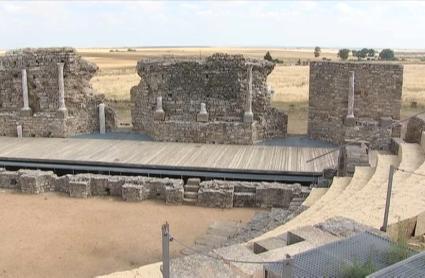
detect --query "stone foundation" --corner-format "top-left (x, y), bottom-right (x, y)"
top-left (131, 53), bottom-right (287, 144)
top-left (0, 169), bottom-right (309, 209)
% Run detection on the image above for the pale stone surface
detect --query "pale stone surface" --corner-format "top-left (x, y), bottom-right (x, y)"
top-left (347, 71), bottom-right (355, 119)
top-left (196, 103), bottom-right (208, 122)
top-left (122, 183), bottom-right (149, 201)
top-left (57, 63), bottom-right (67, 112)
top-left (16, 124), bottom-right (22, 138)
top-left (98, 103), bottom-right (106, 134)
top-left (244, 64), bottom-right (254, 123)
top-left (21, 69), bottom-right (31, 113)
top-left (69, 181), bottom-right (91, 198)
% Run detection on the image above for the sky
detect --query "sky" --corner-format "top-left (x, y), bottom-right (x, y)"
top-left (0, 0), bottom-right (424, 50)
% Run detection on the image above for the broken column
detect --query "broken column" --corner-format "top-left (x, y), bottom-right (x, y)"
top-left (243, 65), bottom-right (254, 123)
top-left (16, 124), bottom-right (22, 138)
top-left (345, 71), bottom-right (355, 126)
top-left (154, 96), bottom-right (165, 121)
top-left (197, 102), bottom-right (209, 122)
top-left (57, 63), bottom-right (67, 115)
top-left (98, 103), bottom-right (106, 134)
top-left (20, 69), bottom-right (32, 116)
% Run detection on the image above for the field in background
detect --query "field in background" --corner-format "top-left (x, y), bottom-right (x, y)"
top-left (1, 47), bottom-right (423, 133)
top-left (80, 47), bottom-right (425, 134)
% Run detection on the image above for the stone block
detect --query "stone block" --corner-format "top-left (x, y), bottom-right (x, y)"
top-left (69, 181), bottom-right (91, 198)
top-left (233, 192), bottom-right (256, 207)
top-left (0, 171), bottom-right (19, 189)
top-left (154, 110), bottom-right (165, 121)
top-left (19, 170), bottom-right (56, 194)
top-left (107, 176), bottom-right (126, 196)
top-left (54, 175), bottom-right (70, 193)
top-left (380, 116), bottom-right (393, 128)
top-left (197, 113), bottom-right (208, 122)
top-left (164, 180), bottom-right (184, 205)
top-left (186, 178), bottom-right (201, 186)
top-left (121, 183), bottom-right (149, 201)
top-left (255, 183), bottom-right (297, 208)
top-left (20, 109), bottom-right (32, 117)
top-left (197, 181), bottom-right (234, 208)
top-left (415, 211), bottom-right (425, 237)
top-left (344, 115), bottom-right (356, 127)
top-left (90, 175), bottom-right (110, 196)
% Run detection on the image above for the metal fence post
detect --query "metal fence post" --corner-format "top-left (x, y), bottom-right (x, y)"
top-left (380, 165), bottom-right (395, 232)
top-left (162, 222), bottom-right (170, 278)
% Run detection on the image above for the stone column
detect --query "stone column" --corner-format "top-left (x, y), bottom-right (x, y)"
top-left (99, 103), bottom-right (106, 134)
top-left (57, 63), bottom-right (67, 112)
top-left (154, 96), bottom-right (165, 121)
top-left (243, 65), bottom-right (254, 123)
top-left (21, 69), bottom-right (32, 116)
top-left (16, 124), bottom-right (23, 138)
top-left (197, 103), bottom-right (208, 122)
top-left (345, 71), bottom-right (355, 125)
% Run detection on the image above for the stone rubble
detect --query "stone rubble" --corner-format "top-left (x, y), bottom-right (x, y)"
top-left (0, 169), bottom-right (309, 209)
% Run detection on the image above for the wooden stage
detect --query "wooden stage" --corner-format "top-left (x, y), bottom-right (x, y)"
top-left (0, 137), bottom-right (338, 174)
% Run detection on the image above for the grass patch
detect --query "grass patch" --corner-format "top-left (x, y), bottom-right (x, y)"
top-left (342, 258), bottom-right (376, 278)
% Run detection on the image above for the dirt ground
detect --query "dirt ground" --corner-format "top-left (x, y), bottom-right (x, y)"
top-left (0, 191), bottom-right (257, 278)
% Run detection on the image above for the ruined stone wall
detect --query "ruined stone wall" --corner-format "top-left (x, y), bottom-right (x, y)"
top-left (308, 61), bottom-right (403, 149)
top-left (405, 115), bottom-right (425, 144)
top-left (131, 53), bottom-right (287, 144)
top-left (0, 48), bottom-right (116, 137)
top-left (0, 168), bottom-right (309, 209)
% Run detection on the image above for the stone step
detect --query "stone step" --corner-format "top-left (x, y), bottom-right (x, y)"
top-left (186, 178), bottom-right (201, 186)
top-left (183, 198), bottom-right (197, 205)
top-left (184, 191), bottom-right (198, 199)
top-left (184, 184), bottom-right (200, 193)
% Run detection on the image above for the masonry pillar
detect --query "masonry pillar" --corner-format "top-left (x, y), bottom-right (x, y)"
top-left (243, 65), bottom-right (254, 123)
top-left (57, 63), bottom-right (67, 115)
top-left (197, 102), bottom-right (209, 122)
top-left (99, 103), bottom-right (106, 134)
top-left (20, 69), bottom-right (32, 116)
top-left (154, 96), bottom-right (165, 121)
top-left (345, 71), bottom-right (355, 126)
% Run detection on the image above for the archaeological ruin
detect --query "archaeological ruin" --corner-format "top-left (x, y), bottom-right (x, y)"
top-left (308, 61), bottom-right (403, 150)
top-left (0, 48), bottom-right (116, 137)
top-left (130, 53), bottom-right (288, 144)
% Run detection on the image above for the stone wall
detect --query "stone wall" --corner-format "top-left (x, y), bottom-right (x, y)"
top-left (405, 114), bottom-right (425, 144)
top-left (0, 169), bottom-right (308, 209)
top-left (131, 53), bottom-right (287, 144)
top-left (0, 48), bottom-right (116, 137)
top-left (308, 61), bottom-right (403, 149)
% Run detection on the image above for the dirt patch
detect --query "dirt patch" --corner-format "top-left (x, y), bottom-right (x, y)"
top-left (0, 191), bottom-right (257, 278)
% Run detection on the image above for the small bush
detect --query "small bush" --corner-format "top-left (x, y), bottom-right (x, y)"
top-left (342, 258), bottom-right (376, 278)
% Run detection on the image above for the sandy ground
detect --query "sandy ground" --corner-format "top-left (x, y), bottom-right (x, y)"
top-left (0, 191), bottom-right (257, 278)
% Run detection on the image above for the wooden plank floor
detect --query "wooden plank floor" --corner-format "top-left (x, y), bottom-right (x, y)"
top-left (0, 137), bottom-right (339, 173)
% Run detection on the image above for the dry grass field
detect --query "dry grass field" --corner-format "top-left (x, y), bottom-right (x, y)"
top-left (79, 47), bottom-right (425, 133)
top-left (2, 47), bottom-right (424, 133)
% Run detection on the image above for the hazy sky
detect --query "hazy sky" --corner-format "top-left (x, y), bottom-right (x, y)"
top-left (1, 1), bottom-right (424, 50)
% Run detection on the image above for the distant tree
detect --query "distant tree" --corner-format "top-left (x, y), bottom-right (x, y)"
top-left (367, 48), bottom-right (376, 57)
top-left (264, 51), bottom-right (273, 62)
top-left (338, 49), bottom-right (350, 60)
top-left (296, 58), bottom-right (301, 65)
top-left (379, 49), bottom-right (395, 60)
top-left (358, 48), bottom-right (369, 59)
top-left (314, 46), bottom-right (321, 58)
top-left (352, 50), bottom-right (358, 58)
